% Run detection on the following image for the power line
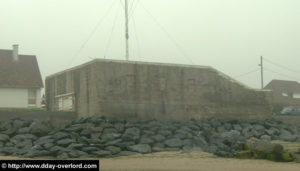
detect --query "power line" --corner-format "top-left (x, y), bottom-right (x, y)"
top-left (128, 0), bottom-right (135, 14)
top-left (263, 57), bottom-right (300, 74)
top-left (139, 2), bottom-right (195, 65)
top-left (129, 0), bottom-right (140, 21)
top-left (104, 4), bottom-right (121, 58)
top-left (68, 0), bottom-right (117, 66)
top-left (119, 0), bottom-right (125, 9)
top-left (132, 15), bottom-right (142, 59)
top-left (264, 67), bottom-right (300, 81)
top-left (235, 68), bottom-right (260, 78)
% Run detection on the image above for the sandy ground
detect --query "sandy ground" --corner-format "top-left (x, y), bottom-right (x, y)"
top-left (1, 151), bottom-right (299, 171)
top-left (99, 151), bottom-right (300, 171)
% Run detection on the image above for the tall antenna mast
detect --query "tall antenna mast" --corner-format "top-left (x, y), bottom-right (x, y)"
top-left (125, 0), bottom-right (129, 61)
top-left (260, 56), bottom-right (264, 89)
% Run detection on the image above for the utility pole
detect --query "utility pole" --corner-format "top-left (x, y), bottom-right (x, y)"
top-left (259, 56), bottom-right (264, 89)
top-left (125, 0), bottom-right (129, 61)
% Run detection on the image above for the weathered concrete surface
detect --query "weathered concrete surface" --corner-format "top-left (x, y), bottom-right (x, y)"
top-left (46, 59), bottom-right (272, 120)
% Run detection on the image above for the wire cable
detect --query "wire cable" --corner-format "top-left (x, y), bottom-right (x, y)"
top-left (139, 2), bottom-right (195, 65)
top-left (129, 0), bottom-right (140, 21)
top-left (129, 0), bottom-right (135, 14)
top-left (104, 4), bottom-right (121, 58)
top-left (264, 67), bottom-right (300, 81)
top-left (263, 57), bottom-right (300, 74)
top-left (119, 0), bottom-right (124, 9)
top-left (132, 15), bottom-right (142, 59)
top-left (235, 68), bottom-right (260, 78)
top-left (68, 0), bottom-right (117, 66)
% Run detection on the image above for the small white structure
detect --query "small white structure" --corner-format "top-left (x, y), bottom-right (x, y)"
top-left (0, 45), bottom-right (43, 108)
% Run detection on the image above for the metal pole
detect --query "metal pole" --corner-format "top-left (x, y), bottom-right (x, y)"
top-left (125, 0), bottom-right (129, 61)
top-left (260, 56), bottom-right (264, 89)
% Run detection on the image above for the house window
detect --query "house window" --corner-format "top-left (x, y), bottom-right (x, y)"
top-left (28, 89), bottom-right (36, 105)
top-left (188, 79), bottom-right (196, 92)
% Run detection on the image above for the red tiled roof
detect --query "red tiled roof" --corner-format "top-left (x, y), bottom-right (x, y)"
top-left (0, 49), bottom-right (43, 88)
top-left (264, 79), bottom-right (300, 94)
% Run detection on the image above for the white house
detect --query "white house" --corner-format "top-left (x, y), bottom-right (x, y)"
top-left (0, 45), bottom-right (43, 108)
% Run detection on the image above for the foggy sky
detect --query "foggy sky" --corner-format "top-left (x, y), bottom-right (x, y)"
top-left (1, 0), bottom-right (300, 89)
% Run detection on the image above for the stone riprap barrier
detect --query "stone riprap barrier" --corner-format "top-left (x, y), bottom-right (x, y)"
top-left (0, 116), bottom-right (299, 159)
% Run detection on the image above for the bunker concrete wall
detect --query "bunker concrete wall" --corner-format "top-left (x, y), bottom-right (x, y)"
top-left (46, 60), bottom-right (272, 120)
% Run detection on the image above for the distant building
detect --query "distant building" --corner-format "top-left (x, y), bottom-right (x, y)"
top-left (264, 80), bottom-right (300, 99)
top-left (264, 80), bottom-right (300, 106)
top-left (46, 59), bottom-right (272, 120)
top-left (0, 45), bottom-right (43, 108)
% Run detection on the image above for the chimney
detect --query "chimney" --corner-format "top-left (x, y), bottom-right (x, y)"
top-left (12, 44), bottom-right (19, 61)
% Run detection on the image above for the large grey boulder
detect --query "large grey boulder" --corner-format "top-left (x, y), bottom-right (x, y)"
top-left (233, 124), bottom-right (242, 131)
top-left (34, 136), bottom-right (53, 146)
top-left (29, 121), bottom-right (51, 136)
top-left (90, 133), bottom-right (101, 139)
top-left (279, 129), bottom-right (296, 141)
top-left (117, 151), bottom-right (139, 156)
top-left (153, 143), bottom-right (165, 148)
top-left (82, 146), bottom-right (100, 152)
top-left (183, 139), bottom-right (193, 147)
top-left (122, 127), bottom-right (140, 141)
top-left (101, 133), bottom-right (121, 142)
top-left (13, 119), bottom-right (28, 129)
top-left (103, 128), bottom-right (119, 134)
top-left (53, 132), bottom-right (69, 140)
top-left (114, 123), bottom-right (125, 132)
top-left (216, 126), bottom-right (226, 133)
top-left (151, 135), bottom-right (165, 142)
top-left (119, 141), bottom-right (135, 149)
top-left (223, 123), bottom-right (232, 130)
top-left (158, 130), bottom-right (172, 136)
top-left (128, 144), bottom-right (151, 154)
top-left (43, 143), bottom-right (55, 149)
top-left (164, 138), bottom-right (183, 148)
top-left (11, 134), bottom-right (37, 145)
top-left (24, 149), bottom-right (52, 158)
top-left (57, 152), bottom-right (69, 159)
top-left (93, 150), bottom-right (112, 157)
top-left (0, 147), bottom-right (18, 155)
top-left (67, 143), bottom-right (85, 149)
top-left (15, 139), bottom-right (32, 148)
top-left (221, 130), bottom-right (241, 139)
top-left (193, 135), bottom-right (207, 147)
top-left (0, 134), bottom-right (9, 142)
top-left (104, 139), bottom-right (122, 147)
top-left (17, 127), bottom-right (30, 134)
top-left (265, 127), bottom-right (280, 136)
top-left (57, 138), bottom-right (76, 146)
top-left (142, 130), bottom-right (155, 136)
top-left (105, 146), bottom-right (121, 154)
top-left (68, 150), bottom-right (88, 158)
top-left (139, 137), bottom-right (154, 144)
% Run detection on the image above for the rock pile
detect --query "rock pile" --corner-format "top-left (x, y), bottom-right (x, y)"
top-left (0, 117), bottom-right (300, 158)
